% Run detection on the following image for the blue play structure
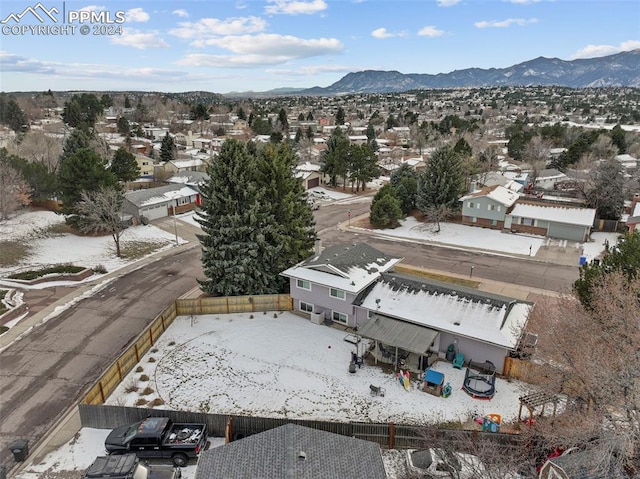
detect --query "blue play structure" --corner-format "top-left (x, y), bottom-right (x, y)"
top-left (422, 369), bottom-right (445, 397)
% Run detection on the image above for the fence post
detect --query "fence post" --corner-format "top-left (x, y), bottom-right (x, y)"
top-left (117, 361), bottom-right (122, 382)
top-left (388, 422), bottom-right (395, 449)
top-left (134, 344), bottom-right (140, 362)
top-left (149, 327), bottom-right (154, 345)
top-left (99, 382), bottom-right (105, 404)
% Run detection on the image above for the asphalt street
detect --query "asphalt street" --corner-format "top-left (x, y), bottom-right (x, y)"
top-left (0, 198), bottom-right (579, 473)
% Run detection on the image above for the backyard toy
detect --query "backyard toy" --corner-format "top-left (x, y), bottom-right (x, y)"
top-left (442, 382), bottom-right (452, 398)
top-left (421, 369), bottom-right (444, 397)
top-left (398, 369), bottom-right (411, 391)
top-left (481, 413), bottom-right (501, 433)
top-left (462, 360), bottom-right (496, 400)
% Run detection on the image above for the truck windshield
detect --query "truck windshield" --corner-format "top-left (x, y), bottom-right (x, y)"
top-left (124, 421), bottom-right (143, 443)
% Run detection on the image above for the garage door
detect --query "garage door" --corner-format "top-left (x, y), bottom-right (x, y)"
top-left (141, 203), bottom-right (168, 220)
top-left (307, 177), bottom-right (320, 189)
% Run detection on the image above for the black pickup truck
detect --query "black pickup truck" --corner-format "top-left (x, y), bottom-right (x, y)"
top-left (105, 417), bottom-right (208, 467)
top-left (85, 453), bottom-right (181, 479)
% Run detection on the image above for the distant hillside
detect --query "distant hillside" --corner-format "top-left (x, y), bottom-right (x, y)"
top-left (299, 49), bottom-right (640, 95)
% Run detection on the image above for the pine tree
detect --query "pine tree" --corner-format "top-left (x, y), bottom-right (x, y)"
top-left (255, 142), bottom-right (316, 288)
top-left (321, 128), bottom-right (349, 187)
top-left (390, 163), bottom-right (418, 214)
top-left (586, 159), bottom-right (624, 220)
top-left (370, 184), bottom-right (402, 228)
top-left (416, 145), bottom-right (464, 214)
top-left (197, 140), bottom-right (280, 296)
top-left (110, 147), bottom-right (141, 182)
top-left (159, 132), bottom-right (176, 162)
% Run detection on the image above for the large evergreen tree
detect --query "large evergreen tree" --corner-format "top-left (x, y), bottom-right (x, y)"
top-left (159, 132), bottom-right (176, 162)
top-left (416, 145), bottom-right (464, 213)
top-left (57, 148), bottom-right (118, 214)
top-left (197, 140), bottom-right (280, 296)
top-left (321, 128), bottom-right (349, 187)
top-left (254, 142), bottom-right (316, 288)
top-left (110, 147), bottom-right (141, 182)
top-left (390, 163), bottom-right (418, 214)
top-left (62, 93), bottom-right (102, 129)
top-left (0, 94), bottom-right (28, 133)
top-left (370, 184), bottom-right (402, 228)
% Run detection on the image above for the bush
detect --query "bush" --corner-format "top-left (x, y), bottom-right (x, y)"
top-left (148, 398), bottom-right (165, 407)
top-left (93, 264), bottom-right (108, 274)
top-left (135, 398), bottom-right (148, 406)
top-left (8, 264), bottom-right (85, 281)
top-left (148, 357), bottom-right (156, 363)
top-left (135, 366), bottom-right (144, 373)
top-left (140, 374), bottom-right (149, 381)
top-left (141, 386), bottom-right (154, 396)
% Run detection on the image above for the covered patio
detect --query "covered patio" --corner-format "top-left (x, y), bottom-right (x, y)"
top-left (359, 314), bottom-right (439, 375)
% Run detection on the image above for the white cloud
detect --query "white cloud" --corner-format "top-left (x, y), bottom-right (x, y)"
top-left (475, 17), bottom-right (538, 28)
top-left (172, 9), bottom-right (189, 18)
top-left (111, 29), bottom-right (169, 49)
top-left (371, 27), bottom-right (406, 39)
top-left (571, 40), bottom-right (640, 59)
top-left (125, 7), bottom-right (150, 22)
top-left (418, 25), bottom-right (445, 37)
top-left (177, 33), bottom-right (343, 66)
top-left (169, 16), bottom-right (267, 40)
top-left (265, 0), bottom-right (328, 15)
top-left (0, 52), bottom-right (56, 74)
top-left (437, 0), bottom-right (461, 6)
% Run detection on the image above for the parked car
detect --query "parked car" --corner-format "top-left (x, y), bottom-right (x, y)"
top-left (85, 453), bottom-right (181, 479)
top-left (406, 448), bottom-right (486, 478)
top-left (105, 417), bottom-right (208, 467)
top-left (306, 198), bottom-right (320, 210)
top-left (308, 189), bottom-right (328, 199)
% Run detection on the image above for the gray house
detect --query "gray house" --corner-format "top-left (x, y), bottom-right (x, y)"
top-left (353, 272), bottom-right (533, 374)
top-left (505, 202), bottom-right (596, 242)
top-left (123, 184), bottom-right (200, 221)
top-left (280, 243), bottom-right (402, 327)
top-left (194, 423), bottom-right (387, 479)
top-left (459, 185), bottom-right (520, 229)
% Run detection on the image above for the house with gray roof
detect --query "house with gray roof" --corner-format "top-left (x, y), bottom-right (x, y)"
top-left (194, 423), bottom-right (387, 479)
top-left (280, 242), bottom-right (402, 327)
top-left (353, 272), bottom-right (533, 374)
top-left (123, 184), bottom-right (200, 221)
top-left (538, 448), bottom-right (627, 479)
top-left (505, 201), bottom-right (596, 242)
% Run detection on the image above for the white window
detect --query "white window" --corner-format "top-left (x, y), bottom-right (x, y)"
top-left (489, 219), bottom-right (497, 226)
top-left (297, 279), bottom-right (311, 290)
top-left (468, 202), bottom-right (474, 209)
top-left (367, 310), bottom-right (374, 319)
top-left (497, 205), bottom-right (501, 212)
top-left (470, 217), bottom-right (477, 223)
top-left (330, 288), bottom-right (346, 300)
top-left (520, 217), bottom-right (533, 226)
top-left (476, 202), bottom-right (480, 209)
top-left (488, 204), bottom-right (495, 211)
top-left (332, 311), bottom-right (347, 324)
top-left (299, 301), bottom-right (313, 313)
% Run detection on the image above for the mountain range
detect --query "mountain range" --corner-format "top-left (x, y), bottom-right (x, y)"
top-left (247, 50), bottom-right (640, 97)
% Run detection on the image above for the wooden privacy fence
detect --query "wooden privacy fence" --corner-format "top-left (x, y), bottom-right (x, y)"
top-left (81, 294), bottom-right (292, 405)
top-left (176, 294), bottom-right (292, 315)
top-left (78, 404), bottom-right (522, 450)
top-left (82, 303), bottom-right (178, 405)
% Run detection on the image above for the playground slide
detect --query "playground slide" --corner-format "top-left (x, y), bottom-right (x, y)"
top-left (398, 370), bottom-right (411, 391)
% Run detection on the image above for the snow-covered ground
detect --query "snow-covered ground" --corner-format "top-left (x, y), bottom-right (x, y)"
top-left (0, 210), bottom-right (182, 278)
top-left (16, 312), bottom-right (532, 479)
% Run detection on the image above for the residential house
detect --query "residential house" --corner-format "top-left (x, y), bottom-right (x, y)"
top-left (505, 202), bottom-right (596, 242)
top-left (459, 185), bottom-right (520, 229)
top-left (143, 126), bottom-right (169, 141)
top-left (538, 448), bottom-right (626, 479)
top-left (164, 158), bottom-right (207, 175)
top-left (354, 272), bottom-right (532, 374)
top-left (134, 154), bottom-right (154, 180)
top-left (123, 184), bottom-right (200, 221)
top-left (165, 170), bottom-right (210, 194)
top-left (294, 161), bottom-right (323, 189)
top-left (616, 153), bottom-right (638, 171)
top-left (626, 201), bottom-right (640, 231)
top-left (280, 242), bottom-right (402, 327)
top-left (194, 424), bottom-right (387, 479)
top-left (534, 168), bottom-right (568, 190)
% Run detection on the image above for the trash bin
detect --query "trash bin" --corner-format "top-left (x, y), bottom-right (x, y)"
top-left (579, 255), bottom-right (587, 266)
top-left (9, 439), bottom-right (29, 462)
top-left (445, 344), bottom-right (456, 362)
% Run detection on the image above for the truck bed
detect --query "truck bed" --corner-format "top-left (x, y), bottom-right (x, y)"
top-left (163, 423), bottom-right (206, 446)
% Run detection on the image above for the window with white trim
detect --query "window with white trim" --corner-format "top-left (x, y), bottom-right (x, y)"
top-left (488, 204), bottom-right (496, 211)
top-left (330, 288), bottom-right (346, 300)
top-left (520, 217), bottom-right (533, 226)
top-left (367, 310), bottom-right (374, 319)
top-left (468, 202), bottom-right (475, 209)
top-left (299, 301), bottom-right (313, 313)
top-left (470, 216), bottom-right (477, 223)
top-left (489, 219), bottom-right (497, 226)
top-left (296, 279), bottom-right (311, 290)
top-left (332, 311), bottom-right (347, 324)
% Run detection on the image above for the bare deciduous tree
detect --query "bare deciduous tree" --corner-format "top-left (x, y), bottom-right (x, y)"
top-left (75, 187), bottom-right (127, 257)
top-left (7, 130), bottom-right (63, 173)
top-left (0, 158), bottom-right (30, 221)
top-left (526, 273), bottom-right (640, 476)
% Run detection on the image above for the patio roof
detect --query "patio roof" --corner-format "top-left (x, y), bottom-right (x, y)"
top-left (358, 314), bottom-right (439, 356)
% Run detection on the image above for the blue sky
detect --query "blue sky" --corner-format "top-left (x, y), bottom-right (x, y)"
top-left (1, 0), bottom-right (639, 93)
